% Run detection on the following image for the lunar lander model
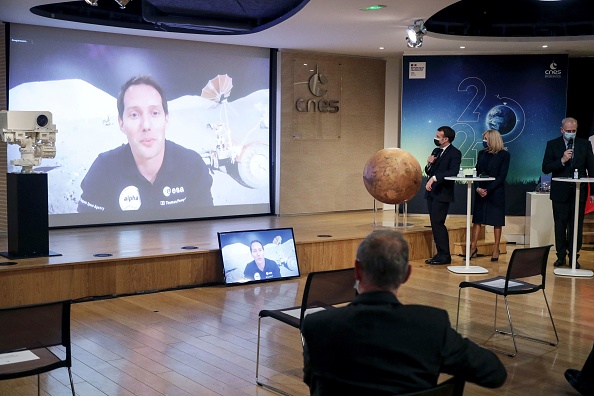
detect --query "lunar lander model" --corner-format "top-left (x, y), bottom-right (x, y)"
top-left (0, 110), bottom-right (59, 258)
top-left (201, 74), bottom-right (269, 189)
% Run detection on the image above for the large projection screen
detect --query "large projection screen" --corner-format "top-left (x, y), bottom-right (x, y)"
top-left (7, 24), bottom-right (272, 227)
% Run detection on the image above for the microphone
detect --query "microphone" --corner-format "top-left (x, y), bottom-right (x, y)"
top-left (568, 138), bottom-right (574, 163)
top-left (425, 148), bottom-right (442, 173)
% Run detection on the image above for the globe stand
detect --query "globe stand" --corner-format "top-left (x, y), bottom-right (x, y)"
top-left (395, 201), bottom-right (414, 227)
top-left (372, 200), bottom-right (414, 228)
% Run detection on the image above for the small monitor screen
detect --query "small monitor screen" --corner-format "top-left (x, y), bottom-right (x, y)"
top-left (217, 227), bottom-right (300, 285)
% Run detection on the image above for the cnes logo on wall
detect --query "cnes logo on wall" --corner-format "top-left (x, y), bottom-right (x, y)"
top-left (296, 65), bottom-right (340, 113)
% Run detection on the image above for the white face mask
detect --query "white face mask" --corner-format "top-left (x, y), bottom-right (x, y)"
top-left (565, 132), bottom-right (576, 140)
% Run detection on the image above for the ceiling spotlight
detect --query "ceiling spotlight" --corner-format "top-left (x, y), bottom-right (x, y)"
top-left (114, 0), bottom-right (131, 8)
top-left (406, 19), bottom-right (427, 48)
top-left (84, 0), bottom-right (99, 5)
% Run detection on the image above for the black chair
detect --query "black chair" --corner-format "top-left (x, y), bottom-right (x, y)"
top-left (0, 300), bottom-right (75, 396)
top-left (455, 244), bottom-right (559, 357)
top-left (255, 268), bottom-right (356, 395)
top-left (310, 375), bottom-right (465, 396)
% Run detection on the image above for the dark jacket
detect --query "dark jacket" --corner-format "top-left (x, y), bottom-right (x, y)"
top-left (301, 291), bottom-right (507, 395)
top-left (424, 144), bottom-right (462, 202)
top-left (542, 136), bottom-right (594, 203)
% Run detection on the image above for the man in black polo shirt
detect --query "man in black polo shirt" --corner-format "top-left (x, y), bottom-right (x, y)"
top-left (78, 75), bottom-right (213, 212)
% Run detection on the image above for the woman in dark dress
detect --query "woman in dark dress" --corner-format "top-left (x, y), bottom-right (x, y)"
top-left (469, 129), bottom-right (510, 261)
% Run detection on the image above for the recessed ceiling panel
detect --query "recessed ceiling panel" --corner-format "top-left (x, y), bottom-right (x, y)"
top-left (30, 0), bottom-right (310, 35)
top-left (426, 0), bottom-right (594, 37)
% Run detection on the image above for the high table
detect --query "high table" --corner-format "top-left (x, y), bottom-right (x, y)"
top-left (551, 177), bottom-right (594, 277)
top-left (444, 176), bottom-right (494, 274)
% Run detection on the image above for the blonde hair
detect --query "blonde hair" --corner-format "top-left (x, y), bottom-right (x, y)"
top-left (483, 129), bottom-right (505, 153)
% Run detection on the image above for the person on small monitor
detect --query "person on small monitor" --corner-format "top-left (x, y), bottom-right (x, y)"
top-left (244, 240), bottom-right (281, 281)
top-left (77, 75), bottom-right (213, 212)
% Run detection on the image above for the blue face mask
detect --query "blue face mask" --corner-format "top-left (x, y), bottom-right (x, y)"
top-left (565, 132), bottom-right (576, 140)
top-left (482, 140), bottom-right (488, 149)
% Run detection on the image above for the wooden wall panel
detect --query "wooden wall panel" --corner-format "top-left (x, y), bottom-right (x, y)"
top-left (280, 52), bottom-right (386, 215)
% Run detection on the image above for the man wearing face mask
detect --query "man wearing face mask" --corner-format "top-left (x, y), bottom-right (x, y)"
top-left (542, 117), bottom-right (594, 268)
top-left (424, 126), bottom-right (462, 265)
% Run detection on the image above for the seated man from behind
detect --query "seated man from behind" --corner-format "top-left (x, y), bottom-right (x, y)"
top-left (301, 229), bottom-right (507, 395)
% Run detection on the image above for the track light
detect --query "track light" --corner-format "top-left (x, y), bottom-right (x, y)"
top-left (406, 19), bottom-right (427, 48)
top-left (83, 0), bottom-right (131, 8)
top-left (114, 0), bottom-right (131, 8)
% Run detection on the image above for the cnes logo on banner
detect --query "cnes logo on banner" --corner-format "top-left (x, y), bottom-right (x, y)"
top-left (545, 61), bottom-right (562, 78)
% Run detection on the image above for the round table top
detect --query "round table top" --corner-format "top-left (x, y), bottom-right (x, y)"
top-left (552, 177), bottom-right (594, 183)
top-left (444, 176), bottom-right (495, 181)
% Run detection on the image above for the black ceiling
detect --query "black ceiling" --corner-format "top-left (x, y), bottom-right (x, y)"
top-left (30, 0), bottom-right (310, 35)
top-left (426, 0), bottom-right (594, 37)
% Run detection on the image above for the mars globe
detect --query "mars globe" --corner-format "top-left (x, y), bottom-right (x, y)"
top-left (363, 148), bottom-right (422, 204)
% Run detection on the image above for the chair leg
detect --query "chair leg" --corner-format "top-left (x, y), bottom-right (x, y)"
top-left (68, 367), bottom-right (75, 396)
top-left (38, 374), bottom-right (41, 396)
top-left (502, 296), bottom-right (518, 357)
top-left (489, 296), bottom-right (518, 357)
top-left (256, 316), bottom-right (262, 385)
top-left (255, 317), bottom-right (293, 396)
top-left (493, 293), bottom-right (560, 356)
top-left (542, 291), bottom-right (559, 346)
top-left (455, 288), bottom-right (462, 331)
top-left (493, 295), bottom-right (499, 331)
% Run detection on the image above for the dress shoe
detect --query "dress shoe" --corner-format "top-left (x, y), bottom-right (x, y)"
top-left (491, 250), bottom-right (500, 262)
top-left (461, 248), bottom-right (478, 259)
top-left (568, 253), bottom-right (582, 269)
top-left (564, 368), bottom-right (594, 396)
top-left (426, 257), bottom-right (451, 265)
top-left (554, 259), bottom-right (566, 267)
top-left (425, 256), bottom-right (439, 264)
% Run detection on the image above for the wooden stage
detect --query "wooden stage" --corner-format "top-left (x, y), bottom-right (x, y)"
top-left (0, 210), bottom-right (468, 308)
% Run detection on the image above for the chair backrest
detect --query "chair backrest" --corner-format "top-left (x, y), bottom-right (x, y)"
top-left (0, 300), bottom-right (71, 362)
top-left (505, 244), bottom-right (552, 288)
top-left (299, 268), bottom-right (356, 322)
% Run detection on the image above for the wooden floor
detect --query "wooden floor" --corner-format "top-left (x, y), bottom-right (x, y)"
top-left (1, 211), bottom-right (593, 395)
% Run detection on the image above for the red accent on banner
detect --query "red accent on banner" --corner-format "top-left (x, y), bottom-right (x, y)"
top-left (586, 183), bottom-right (594, 214)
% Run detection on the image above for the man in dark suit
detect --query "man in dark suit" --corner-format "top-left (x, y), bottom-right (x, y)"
top-left (542, 117), bottom-right (594, 268)
top-left (301, 229), bottom-right (507, 395)
top-left (424, 126), bottom-right (462, 264)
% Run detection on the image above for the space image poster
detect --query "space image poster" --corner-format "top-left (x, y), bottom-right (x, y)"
top-left (401, 54), bottom-right (568, 215)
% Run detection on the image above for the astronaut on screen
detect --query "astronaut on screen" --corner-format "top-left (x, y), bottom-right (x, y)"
top-left (77, 75), bottom-right (213, 212)
top-left (243, 239), bottom-right (281, 281)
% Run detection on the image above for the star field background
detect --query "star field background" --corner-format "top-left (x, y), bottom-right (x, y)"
top-left (401, 54), bottom-right (568, 215)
